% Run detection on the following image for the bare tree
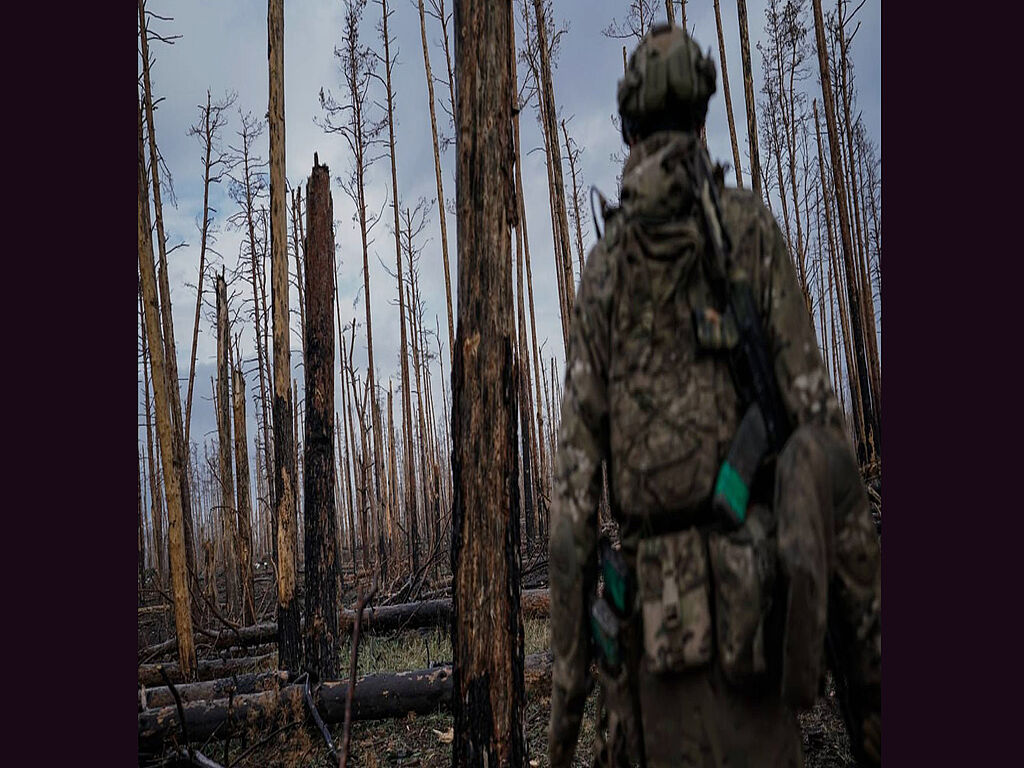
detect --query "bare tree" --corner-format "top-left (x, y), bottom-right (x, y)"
top-left (232, 361), bottom-right (257, 625)
top-left (451, 1), bottom-right (525, 763)
top-left (184, 90), bottom-right (236, 448)
top-left (303, 159), bottom-right (343, 681)
top-left (713, 0), bottom-right (745, 187)
top-left (320, 0), bottom-right (390, 578)
top-left (139, 96), bottom-right (196, 681)
top-left (268, 0), bottom-right (302, 672)
top-left (811, 0), bottom-right (876, 459)
top-left (140, 289), bottom-right (166, 588)
top-left (603, 0), bottom-right (657, 42)
top-left (527, 0), bottom-right (575, 353)
top-left (215, 272), bottom-right (240, 613)
top-left (736, 0), bottom-right (764, 202)
top-left (139, 0), bottom-right (197, 573)
top-left (227, 111), bottom-right (277, 558)
top-left (417, 0), bottom-right (455, 362)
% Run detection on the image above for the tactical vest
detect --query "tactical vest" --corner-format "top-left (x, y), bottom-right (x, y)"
top-left (598, 141), bottom-right (816, 701)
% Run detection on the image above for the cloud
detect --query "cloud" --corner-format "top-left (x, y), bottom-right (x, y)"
top-left (139, 0), bottom-right (880, 521)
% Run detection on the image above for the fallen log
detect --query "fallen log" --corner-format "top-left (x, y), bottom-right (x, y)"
top-left (139, 651), bottom-right (553, 751)
top-left (140, 589), bottom-right (551, 659)
top-left (139, 653), bottom-right (277, 687)
top-left (142, 670), bottom-right (291, 709)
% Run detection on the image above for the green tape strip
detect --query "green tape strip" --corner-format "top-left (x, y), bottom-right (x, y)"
top-left (603, 562), bottom-right (626, 614)
top-left (715, 461), bottom-right (749, 523)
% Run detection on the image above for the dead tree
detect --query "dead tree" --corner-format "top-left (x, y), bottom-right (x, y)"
top-left (232, 364), bottom-right (257, 625)
top-left (377, 0), bottom-right (415, 587)
top-left (139, 96), bottom-right (196, 681)
top-left (831, 1), bottom-right (880, 426)
top-left (227, 112), bottom-right (276, 558)
top-left (511, 15), bottom-right (541, 553)
top-left (184, 89), bottom-right (236, 448)
top-left (138, 447), bottom-right (146, 591)
top-left (811, 0), bottom-right (876, 460)
top-left (451, 1), bottom-right (526, 763)
top-left (531, 0), bottom-right (575, 353)
top-left (139, 0), bottom-right (197, 573)
top-left (215, 272), bottom-right (240, 614)
top-left (320, 0), bottom-right (390, 570)
top-left (267, 0), bottom-right (302, 673)
top-left (426, 0), bottom-right (457, 132)
top-left (736, 0), bottom-right (764, 202)
top-left (141, 290), bottom-right (166, 587)
top-left (560, 119), bottom-right (587, 276)
top-left (713, 0), bottom-right (744, 187)
top-left (417, 0), bottom-right (455, 363)
top-left (603, 0), bottom-right (657, 42)
top-left (302, 158), bottom-right (343, 682)
top-left (510, 23), bottom-right (550, 518)
top-left (398, 203), bottom-right (436, 566)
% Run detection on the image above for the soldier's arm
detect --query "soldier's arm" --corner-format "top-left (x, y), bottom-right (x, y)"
top-left (548, 240), bottom-right (613, 768)
top-left (759, 211), bottom-right (882, 763)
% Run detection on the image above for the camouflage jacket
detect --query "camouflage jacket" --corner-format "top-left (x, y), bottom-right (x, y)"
top-left (548, 130), bottom-right (859, 767)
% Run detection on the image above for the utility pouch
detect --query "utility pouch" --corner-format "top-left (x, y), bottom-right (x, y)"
top-left (707, 503), bottom-right (776, 687)
top-left (637, 527), bottom-right (712, 674)
top-left (590, 596), bottom-right (622, 672)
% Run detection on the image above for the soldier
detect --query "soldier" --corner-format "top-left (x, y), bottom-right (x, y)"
top-left (547, 23), bottom-right (881, 768)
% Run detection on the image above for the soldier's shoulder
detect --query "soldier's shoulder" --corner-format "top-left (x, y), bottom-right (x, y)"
top-left (581, 218), bottom-right (622, 294)
top-left (720, 186), bottom-right (776, 233)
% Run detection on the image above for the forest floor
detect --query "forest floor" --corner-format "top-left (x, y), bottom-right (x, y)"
top-left (146, 617), bottom-right (854, 767)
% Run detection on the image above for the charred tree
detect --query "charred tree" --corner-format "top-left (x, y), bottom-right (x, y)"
top-left (228, 112), bottom-right (277, 559)
top-left (450, 1), bottom-right (526, 764)
top-left (302, 159), bottom-right (343, 682)
top-left (417, 0), bottom-right (456, 362)
top-left (531, 0), bottom-right (575, 353)
top-left (139, 0), bottom-right (197, 573)
top-left (268, 0), bottom-right (302, 673)
top-left (811, 0), bottom-right (876, 460)
top-left (141, 290), bottom-right (166, 587)
top-left (140, 97), bottom-right (196, 681)
top-left (232, 364), bottom-right (257, 625)
top-left (185, 89), bottom-right (235, 448)
top-left (736, 0), bottom-right (764, 202)
top-left (215, 272), bottom-right (240, 614)
top-left (713, 0), bottom-right (744, 187)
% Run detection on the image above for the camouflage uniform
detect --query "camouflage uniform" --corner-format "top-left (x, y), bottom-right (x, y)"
top-left (548, 25), bottom-right (881, 768)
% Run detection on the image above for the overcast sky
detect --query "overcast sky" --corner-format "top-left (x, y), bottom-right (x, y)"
top-left (137, 0), bottom-right (881, 484)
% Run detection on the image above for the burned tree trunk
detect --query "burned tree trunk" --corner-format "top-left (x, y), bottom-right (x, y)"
top-left (736, 0), bottom-right (763, 202)
top-left (451, 1), bottom-right (525, 764)
top-left (713, 0), bottom-right (744, 187)
top-left (141, 291), bottom-right (166, 587)
top-left (139, 97), bottom-right (196, 682)
top-left (418, 0), bottom-right (455, 362)
top-left (139, 654), bottom-right (555, 752)
top-left (215, 273), bottom-right (240, 614)
top-left (139, 0), bottom-right (197, 574)
top-left (232, 366), bottom-right (257, 625)
top-left (532, 0), bottom-right (576, 353)
top-left (268, 0), bottom-right (302, 673)
top-left (811, 0), bottom-right (877, 460)
top-left (302, 159), bottom-right (343, 682)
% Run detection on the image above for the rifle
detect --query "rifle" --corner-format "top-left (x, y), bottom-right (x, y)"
top-left (692, 150), bottom-right (791, 528)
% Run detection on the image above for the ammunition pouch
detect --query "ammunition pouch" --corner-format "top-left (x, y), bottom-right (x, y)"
top-left (707, 503), bottom-right (777, 687)
top-left (637, 527), bottom-right (713, 673)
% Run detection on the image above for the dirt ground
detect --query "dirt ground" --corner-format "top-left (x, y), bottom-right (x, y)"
top-left (145, 617), bottom-right (854, 767)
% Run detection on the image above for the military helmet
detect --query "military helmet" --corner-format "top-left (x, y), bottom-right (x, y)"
top-left (617, 23), bottom-right (717, 142)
